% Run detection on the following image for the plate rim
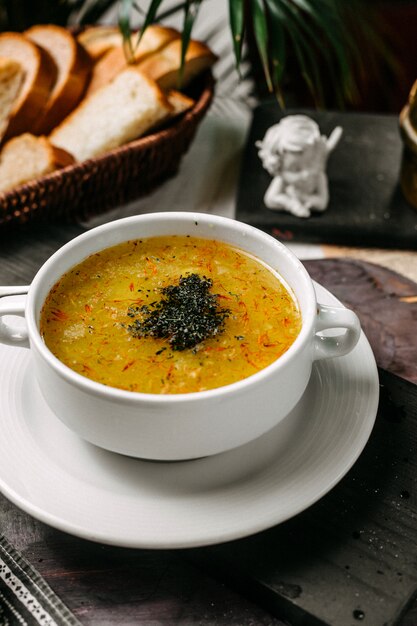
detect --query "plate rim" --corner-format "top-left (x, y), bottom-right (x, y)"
top-left (0, 281), bottom-right (379, 548)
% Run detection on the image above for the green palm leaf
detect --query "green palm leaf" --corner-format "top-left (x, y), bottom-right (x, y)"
top-left (250, 0), bottom-right (273, 93)
top-left (278, 0), bottom-right (343, 105)
top-left (179, 0), bottom-right (202, 85)
top-left (114, 0), bottom-right (391, 109)
top-left (262, 0), bottom-right (286, 106)
top-left (228, 0), bottom-right (245, 73)
top-left (119, 0), bottom-right (165, 61)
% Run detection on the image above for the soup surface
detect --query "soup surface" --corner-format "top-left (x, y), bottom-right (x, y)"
top-left (40, 236), bottom-right (302, 394)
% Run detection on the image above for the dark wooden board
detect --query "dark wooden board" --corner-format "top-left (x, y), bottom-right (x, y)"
top-left (236, 105), bottom-right (417, 249)
top-left (0, 506), bottom-right (284, 626)
top-left (305, 258), bottom-right (417, 385)
top-left (192, 366), bottom-right (417, 626)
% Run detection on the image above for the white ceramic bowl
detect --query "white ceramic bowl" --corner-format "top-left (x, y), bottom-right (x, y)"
top-left (0, 213), bottom-right (361, 460)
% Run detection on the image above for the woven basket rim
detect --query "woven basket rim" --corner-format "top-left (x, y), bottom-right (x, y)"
top-left (0, 71), bottom-right (215, 202)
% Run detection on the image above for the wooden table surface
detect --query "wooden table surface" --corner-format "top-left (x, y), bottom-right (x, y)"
top-left (0, 216), bottom-right (417, 626)
top-left (1, 94), bottom-right (417, 625)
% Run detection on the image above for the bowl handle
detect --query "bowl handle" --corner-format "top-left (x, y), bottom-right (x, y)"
top-left (313, 303), bottom-right (361, 361)
top-left (0, 288), bottom-right (30, 348)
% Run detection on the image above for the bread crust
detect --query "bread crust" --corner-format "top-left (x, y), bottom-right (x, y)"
top-left (0, 133), bottom-right (74, 193)
top-left (77, 26), bottom-right (123, 61)
top-left (50, 143), bottom-right (76, 169)
top-left (0, 57), bottom-right (24, 142)
top-left (138, 38), bottom-right (217, 90)
top-left (166, 90), bottom-right (195, 116)
top-left (85, 25), bottom-right (180, 96)
top-left (26, 25), bottom-right (92, 134)
top-left (0, 32), bottom-right (56, 140)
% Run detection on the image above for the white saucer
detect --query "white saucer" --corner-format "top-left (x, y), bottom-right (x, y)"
top-left (0, 283), bottom-right (379, 549)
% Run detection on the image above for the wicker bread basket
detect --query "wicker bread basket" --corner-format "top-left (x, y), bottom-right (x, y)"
top-left (0, 72), bottom-right (214, 229)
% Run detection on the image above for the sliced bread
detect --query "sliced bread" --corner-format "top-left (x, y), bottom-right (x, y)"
top-left (0, 133), bottom-right (74, 193)
top-left (25, 24), bottom-right (92, 134)
top-left (0, 57), bottom-right (24, 143)
top-left (0, 32), bottom-right (56, 140)
top-left (166, 90), bottom-right (195, 117)
top-left (138, 39), bottom-right (217, 90)
top-left (77, 26), bottom-right (123, 61)
top-left (50, 67), bottom-right (173, 162)
top-left (85, 25), bottom-right (179, 96)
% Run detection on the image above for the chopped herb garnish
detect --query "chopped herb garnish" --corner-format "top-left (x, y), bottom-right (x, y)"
top-left (127, 273), bottom-right (230, 350)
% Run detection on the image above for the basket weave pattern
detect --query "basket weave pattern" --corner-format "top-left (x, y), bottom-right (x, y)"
top-left (0, 73), bottom-right (214, 229)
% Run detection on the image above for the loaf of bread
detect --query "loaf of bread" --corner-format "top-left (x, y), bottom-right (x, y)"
top-left (0, 57), bottom-right (24, 142)
top-left (25, 24), bottom-right (92, 134)
top-left (0, 32), bottom-right (56, 140)
top-left (50, 67), bottom-right (173, 162)
top-left (138, 38), bottom-right (217, 90)
top-left (0, 133), bottom-right (74, 193)
top-left (85, 25), bottom-right (179, 96)
top-left (77, 26), bottom-right (123, 61)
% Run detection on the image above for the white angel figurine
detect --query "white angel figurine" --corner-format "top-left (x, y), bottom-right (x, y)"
top-left (256, 115), bottom-right (342, 218)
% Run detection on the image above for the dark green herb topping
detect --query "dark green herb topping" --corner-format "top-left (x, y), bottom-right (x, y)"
top-left (127, 273), bottom-right (230, 351)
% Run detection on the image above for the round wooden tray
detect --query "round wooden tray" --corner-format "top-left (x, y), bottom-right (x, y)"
top-left (0, 72), bottom-right (215, 229)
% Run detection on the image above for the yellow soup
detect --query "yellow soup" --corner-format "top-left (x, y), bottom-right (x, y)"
top-left (40, 236), bottom-right (302, 394)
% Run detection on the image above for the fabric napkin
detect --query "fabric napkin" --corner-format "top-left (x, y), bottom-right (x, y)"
top-left (0, 534), bottom-right (81, 626)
